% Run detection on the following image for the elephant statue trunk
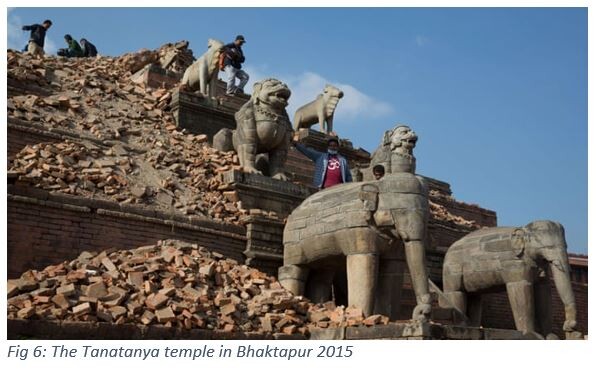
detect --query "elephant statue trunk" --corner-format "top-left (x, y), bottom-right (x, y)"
top-left (547, 248), bottom-right (577, 332)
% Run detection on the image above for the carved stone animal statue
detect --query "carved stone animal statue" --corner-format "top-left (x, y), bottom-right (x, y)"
top-left (279, 125), bottom-right (432, 321)
top-left (293, 84), bottom-right (344, 134)
top-left (361, 124), bottom-right (417, 181)
top-left (213, 78), bottom-right (293, 180)
top-left (180, 38), bottom-right (224, 99)
top-left (441, 220), bottom-right (578, 338)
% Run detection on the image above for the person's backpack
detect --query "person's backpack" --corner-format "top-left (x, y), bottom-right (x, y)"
top-left (218, 50), bottom-right (227, 71)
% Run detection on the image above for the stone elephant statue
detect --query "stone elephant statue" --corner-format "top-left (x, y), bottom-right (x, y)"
top-left (279, 125), bottom-right (432, 321)
top-left (441, 220), bottom-right (578, 338)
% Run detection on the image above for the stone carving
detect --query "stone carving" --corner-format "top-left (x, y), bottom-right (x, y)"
top-left (293, 84), bottom-right (344, 134)
top-left (362, 124), bottom-right (416, 181)
top-left (180, 38), bottom-right (224, 99)
top-left (441, 220), bottom-right (578, 338)
top-left (214, 78), bottom-right (293, 180)
top-left (279, 125), bottom-right (431, 321)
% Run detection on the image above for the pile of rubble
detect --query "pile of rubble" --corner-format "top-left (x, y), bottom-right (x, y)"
top-left (428, 190), bottom-right (478, 228)
top-left (117, 40), bottom-right (194, 74)
top-left (9, 139), bottom-right (246, 224)
top-left (8, 45), bottom-right (481, 228)
top-left (7, 45), bottom-right (252, 224)
top-left (7, 240), bottom-right (391, 335)
top-left (8, 49), bottom-right (176, 142)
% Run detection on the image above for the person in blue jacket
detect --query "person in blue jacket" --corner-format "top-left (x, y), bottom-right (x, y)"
top-left (293, 137), bottom-right (352, 189)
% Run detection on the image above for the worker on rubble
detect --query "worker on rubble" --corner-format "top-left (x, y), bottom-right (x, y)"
top-left (57, 34), bottom-right (83, 58)
top-left (80, 38), bottom-right (98, 57)
top-left (221, 35), bottom-right (249, 96)
top-left (21, 19), bottom-right (52, 57)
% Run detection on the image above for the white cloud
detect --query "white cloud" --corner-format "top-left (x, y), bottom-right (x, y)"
top-left (7, 9), bottom-right (58, 55)
top-left (239, 67), bottom-right (394, 125)
top-left (415, 35), bottom-right (429, 47)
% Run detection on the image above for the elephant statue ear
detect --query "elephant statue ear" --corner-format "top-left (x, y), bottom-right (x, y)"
top-left (510, 228), bottom-right (528, 257)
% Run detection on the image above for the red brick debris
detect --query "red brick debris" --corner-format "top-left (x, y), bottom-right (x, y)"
top-left (8, 44), bottom-right (479, 229)
top-left (7, 240), bottom-right (392, 335)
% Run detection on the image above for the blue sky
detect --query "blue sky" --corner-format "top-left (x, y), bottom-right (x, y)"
top-left (7, 7), bottom-right (588, 253)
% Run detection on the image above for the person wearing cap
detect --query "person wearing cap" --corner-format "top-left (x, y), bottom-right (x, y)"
top-left (292, 137), bottom-right (352, 189)
top-left (80, 38), bottom-right (98, 57)
top-left (222, 35), bottom-right (250, 96)
top-left (21, 19), bottom-right (52, 57)
top-left (57, 34), bottom-right (83, 58)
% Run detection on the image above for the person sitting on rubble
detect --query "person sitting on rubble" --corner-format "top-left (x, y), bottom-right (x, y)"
top-left (292, 137), bottom-right (352, 190)
top-left (221, 35), bottom-right (249, 96)
top-left (80, 38), bottom-right (98, 57)
top-left (57, 34), bottom-right (83, 58)
top-left (21, 19), bottom-right (52, 57)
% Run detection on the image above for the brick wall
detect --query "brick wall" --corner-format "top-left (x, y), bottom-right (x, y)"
top-left (6, 119), bottom-right (586, 337)
top-left (286, 147), bottom-right (316, 186)
top-left (7, 123), bottom-right (61, 160)
top-left (481, 281), bottom-right (588, 337)
top-left (7, 185), bottom-right (247, 279)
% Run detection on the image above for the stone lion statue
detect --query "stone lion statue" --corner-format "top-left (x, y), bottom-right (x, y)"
top-left (362, 124), bottom-right (418, 180)
top-left (293, 84), bottom-right (344, 134)
top-left (213, 78), bottom-right (293, 180)
top-left (180, 38), bottom-right (224, 99)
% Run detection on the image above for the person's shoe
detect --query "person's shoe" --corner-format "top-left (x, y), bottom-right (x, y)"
top-left (225, 91), bottom-right (235, 97)
top-left (235, 88), bottom-right (244, 95)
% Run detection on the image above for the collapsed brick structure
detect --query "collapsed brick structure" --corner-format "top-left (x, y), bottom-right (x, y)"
top-left (6, 42), bottom-right (587, 339)
top-left (8, 239), bottom-right (395, 336)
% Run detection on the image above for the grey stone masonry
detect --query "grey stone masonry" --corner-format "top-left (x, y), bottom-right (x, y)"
top-left (168, 83), bottom-right (249, 142)
top-left (221, 169), bottom-right (314, 218)
top-left (309, 322), bottom-right (534, 340)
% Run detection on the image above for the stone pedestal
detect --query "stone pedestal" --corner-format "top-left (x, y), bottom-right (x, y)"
top-left (220, 169), bottom-right (314, 273)
top-left (169, 88), bottom-right (236, 142)
top-left (242, 215), bottom-right (286, 276)
top-left (221, 169), bottom-right (313, 217)
top-left (168, 83), bottom-right (250, 142)
top-left (130, 64), bottom-right (181, 89)
top-left (309, 322), bottom-right (534, 340)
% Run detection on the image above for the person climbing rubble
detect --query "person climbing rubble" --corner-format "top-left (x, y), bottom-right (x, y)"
top-left (21, 19), bottom-right (52, 57)
top-left (222, 35), bottom-right (250, 96)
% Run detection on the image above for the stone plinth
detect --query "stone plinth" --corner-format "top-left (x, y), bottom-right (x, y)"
top-left (242, 215), bottom-right (286, 275)
top-left (130, 64), bottom-right (181, 89)
top-left (309, 322), bottom-right (534, 340)
top-left (169, 88), bottom-right (236, 142)
top-left (7, 319), bottom-right (300, 340)
top-left (221, 170), bottom-right (314, 217)
top-left (219, 170), bottom-right (313, 274)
